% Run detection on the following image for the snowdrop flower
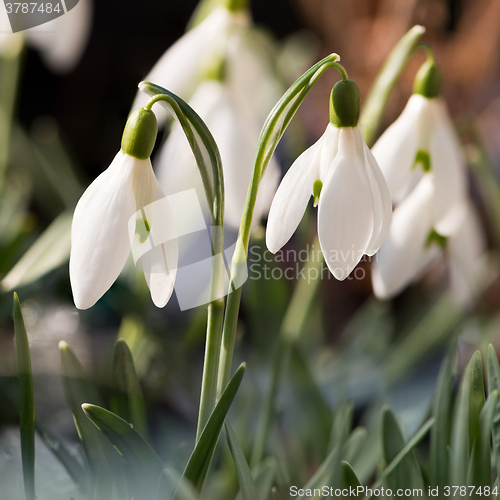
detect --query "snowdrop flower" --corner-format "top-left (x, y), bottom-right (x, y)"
top-left (372, 58), bottom-right (467, 235)
top-left (371, 56), bottom-right (486, 300)
top-left (70, 107), bottom-right (177, 309)
top-left (266, 79), bottom-right (392, 280)
top-left (133, 2), bottom-right (281, 126)
top-left (156, 77), bottom-right (279, 229)
top-left (0, 0), bottom-right (92, 72)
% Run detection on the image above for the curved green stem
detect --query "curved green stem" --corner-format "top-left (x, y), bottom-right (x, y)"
top-left (216, 54), bottom-right (343, 397)
top-left (140, 83), bottom-right (226, 440)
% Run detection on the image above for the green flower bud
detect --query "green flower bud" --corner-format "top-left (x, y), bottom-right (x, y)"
top-left (413, 59), bottom-right (440, 99)
top-left (121, 108), bottom-right (158, 160)
top-left (329, 80), bottom-right (360, 128)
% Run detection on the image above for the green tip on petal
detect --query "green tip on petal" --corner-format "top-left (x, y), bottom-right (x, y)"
top-left (425, 229), bottom-right (447, 250)
top-left (413, 59), bottom-right (440, 99)
top-left (121, 108), bottom-right (158, 160)
top-left (313, 179), bottom-right (323, 207)
top-left (202, 55), bottom-right (226, 82)
top-left (413, 150), bottom-right (431, 173)
top-left (329, 80), bottom-right (360, 128)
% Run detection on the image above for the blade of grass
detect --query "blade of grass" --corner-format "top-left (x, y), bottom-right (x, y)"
top-left (111, 339), bottom-right (148, 439)
top-left (14, 292), bottom-right (35, 500)
top-left (341, 461), bottom-right (361, 488)
top-left (487, 344), bottom-right (500, 480)
top-left (469, 390), bottom-right (497, 487)
top-left (450, 351), bottom-right (484, 486)
top-left (430, 349), bottom-right (455, 488)
top-left (381, 407), bottom-right (424, 491)
top-left (82, 403), bottom-right (163, 498)
top-left (182, 363), bottom-right (245, 492)
top-left (364, 417), bottom-right (433, 499)
top-left (226, 423), bottom-right (260, 500)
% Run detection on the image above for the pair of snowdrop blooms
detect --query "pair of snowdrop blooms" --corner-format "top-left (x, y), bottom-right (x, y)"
top-left (371, 58), bottom-right (486, 302)
top-left (69, 75), bottom-right (393, 309)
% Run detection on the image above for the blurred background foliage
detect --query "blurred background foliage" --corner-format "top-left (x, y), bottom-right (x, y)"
top-left (1, 0), bottom-right (500, 498)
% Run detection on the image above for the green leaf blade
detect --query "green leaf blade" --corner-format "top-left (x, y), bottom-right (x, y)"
top-left (225, 423), bottom-right (260, 500)
top-left (183, 363), bottom-right (246, 491)
top-left (14, 292), bottom-right (35, 500)
top-left (111, 338), bottom-right (148, 439)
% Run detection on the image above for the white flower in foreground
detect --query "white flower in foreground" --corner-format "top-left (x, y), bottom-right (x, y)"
top-left (70, 108), bottom-right (177, 309)
top-left (371, 58), bottom-right (486, 301)
top-left (266, 80), bottom-right (392, 280)
top-left (156, 79), bottom-right (279, 229)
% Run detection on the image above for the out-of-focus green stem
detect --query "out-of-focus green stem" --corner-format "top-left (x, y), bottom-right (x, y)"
top-left (360, 25), bottom-right (425, 146)
top-left (216, 54), bottom-right (344, 398)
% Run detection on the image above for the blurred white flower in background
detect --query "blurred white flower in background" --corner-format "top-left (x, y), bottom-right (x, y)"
top-left (0, 0), bottom-right (92, 72)
top-left (371, 89), bottom-right (489, 303)
top-left (134, 0), bottom-right (285, 231)
top-left (156, 78), bottom-right (279, 229)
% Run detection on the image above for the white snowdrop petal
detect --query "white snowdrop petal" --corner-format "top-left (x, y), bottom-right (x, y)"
top-left (372, 176), bottom-right (438, 299)
top-left (70, 152), bottom-right (137, 309)
top-left (448, 204), bottom-right (488, 306)
top-left (371, 94), bottom-right (425, 198)
top-left (318, 128), bottom-right (374, 281)
top-left (361, 130), bottom-right (392, 255)
top-left (429, 106), bottom-right (467, 235)
top-left (142, 169), bottom-right (179, 308)
top-left (265, 136), bottom-right (323, 253)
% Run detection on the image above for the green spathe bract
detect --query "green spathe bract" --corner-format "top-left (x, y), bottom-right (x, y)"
top-left (121, 108), bottom-right (158, 160)
top-left (413, 59), bottom-right (440, 99)
top-left (329, 80), bottom-right (360, 128)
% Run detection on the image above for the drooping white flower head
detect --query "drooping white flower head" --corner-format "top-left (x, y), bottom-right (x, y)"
top-left (0, 0), bottom-right (92, 72)
top-left (156, 79), bottom-right (279, 229)
top-left (70, 107), bottom-right (178, 309)
top-left (371, 57), bottom-right (486, 301)
top-left (266, 79), bottom-right (392, 280)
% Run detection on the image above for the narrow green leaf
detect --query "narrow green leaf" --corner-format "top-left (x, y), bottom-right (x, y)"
top-left (430, 349), bottom-right (454, 488)
top-left (341, 461), bottom-right (361, 488)
top-left (252, 458), bottom-right (277, 500)
top-left (365, 417), bottom-right (433, 499)
top-left (468, 389), bottom-right (497, 488)
top-left (111, 339), bottom-right (148, 439)
top-left (450, 351), bottom-right (484, 486)
top-left (343, 427), bottom-right (367, 465)
top-left (359, 25), bottom-right (426, 146)
top-left (182, 363), bottom-right (246, 491)
top-left (487, 344), bottom-right (500, 479)
top-left (1, 211), bottom-right (72, 292)
top-left (82, 403), bottom-right (163, 498)
top-left (225, 423), bottom-right (260, 500)
top-left (14, 292), bottom-right (35, 500)
top-left (381, 407), bottom-right (424, 491)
